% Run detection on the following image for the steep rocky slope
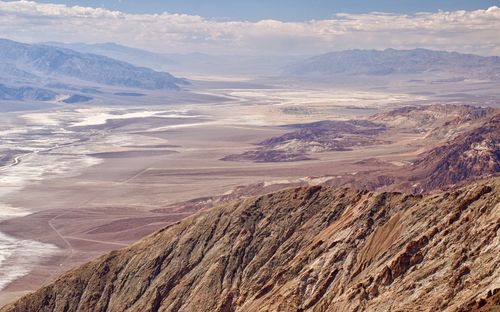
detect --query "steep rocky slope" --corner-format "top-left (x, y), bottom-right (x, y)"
top-left (407, 114), bottom-right (499, 192)
top-left (371, 104), bottom-right (496, 140)
top-left (2, 177), bottom-right (498, 312)
top-left (324, 109), bottom-right (499, 193)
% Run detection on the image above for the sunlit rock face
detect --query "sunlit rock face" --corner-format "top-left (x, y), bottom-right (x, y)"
top-left (2, 176), bottom-right (498, 312)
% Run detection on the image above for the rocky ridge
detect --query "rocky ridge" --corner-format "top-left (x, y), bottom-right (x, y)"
top-left (333, 112), bottom-right (500, 193)
top-left (2, 177), bottom-right (498, 312)
top-left (408, 114), bottom-right (499, 192)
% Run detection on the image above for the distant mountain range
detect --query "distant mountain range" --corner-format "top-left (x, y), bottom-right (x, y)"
top-left (40, 43), bottom-right (500, 81)
top-left (286, 48), bottom-right (500, 80)
top-left (0, 38), bottom-right (187, 104)
top-left (2, 39), bottom-right (500, 105)
top-left (43, 42), bottom-right (304, 77)
top-left (43, 41), bottom-right (177, 71)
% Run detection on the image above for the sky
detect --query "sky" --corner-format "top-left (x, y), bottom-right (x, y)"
top-left (0, 0), bottom-right (499, 55)
top-left (32, 0), bottom-right (500, 21)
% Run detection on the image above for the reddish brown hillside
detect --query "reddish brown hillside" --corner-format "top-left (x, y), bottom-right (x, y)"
top-left (2, 177), bottom-right (498, 312)
top-left (405, 114), bottom-right (499, 192)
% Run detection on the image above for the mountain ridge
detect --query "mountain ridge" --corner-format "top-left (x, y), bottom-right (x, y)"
top-left (286, 48), bottom-right (500, 80)
top-left (0, 38), bottom-right (187, 97)
top-left (2, 175), bottom-right (498, 312)
top-left (42, 41), bottom-right (177, 71)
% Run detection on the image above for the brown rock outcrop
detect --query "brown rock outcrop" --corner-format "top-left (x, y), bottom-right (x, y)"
top-left (329, 112), bottom-right (499, 193)
top-left (2, 177), bottom-right (498, 312)
top-left (407, 113), bottom-right (499, 192)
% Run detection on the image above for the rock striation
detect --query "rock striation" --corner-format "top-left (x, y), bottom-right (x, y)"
top-left (407, 114), bottom-right (499, 192)
top-left (2, 177), bottom-right (498, 312)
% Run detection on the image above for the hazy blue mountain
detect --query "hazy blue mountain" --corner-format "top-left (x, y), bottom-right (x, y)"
top-left (286, 48), bottom-right (500, 80)
top-left (0, 63), bottom-right (38, 83)
top-left (0, 38), bottom-right (187, 90)
top-left (44, 41), bottom-right (176, 71)
top-left (43, 42), bottom-right (304, 77)
top-left (62, 94), bottom-right (93, 104)
top-left (162, 53), bottom-right (304, 77)
top-left (0, 84), bottom-right (57, 101)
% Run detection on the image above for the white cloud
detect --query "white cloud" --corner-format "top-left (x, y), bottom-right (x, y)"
top-left (0, 1), bottom-right (499, 55)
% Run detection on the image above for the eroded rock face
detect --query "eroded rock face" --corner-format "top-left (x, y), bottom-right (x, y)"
top-left (409, 114), bottom-right (499, 193)
top-left (2, 179), bottom-right (499, 312)
top-left (330, 112), bottom-right (499, 194)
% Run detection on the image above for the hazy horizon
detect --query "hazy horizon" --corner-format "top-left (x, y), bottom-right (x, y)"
top-left (0, 1), bottom-right (499, 56)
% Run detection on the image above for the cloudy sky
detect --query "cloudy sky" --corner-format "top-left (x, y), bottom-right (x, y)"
top-left (0, 0), bottom-right (499, 55)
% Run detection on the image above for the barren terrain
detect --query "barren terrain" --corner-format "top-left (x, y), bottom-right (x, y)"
top-left (0, 77), bottom-right (498, 305)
